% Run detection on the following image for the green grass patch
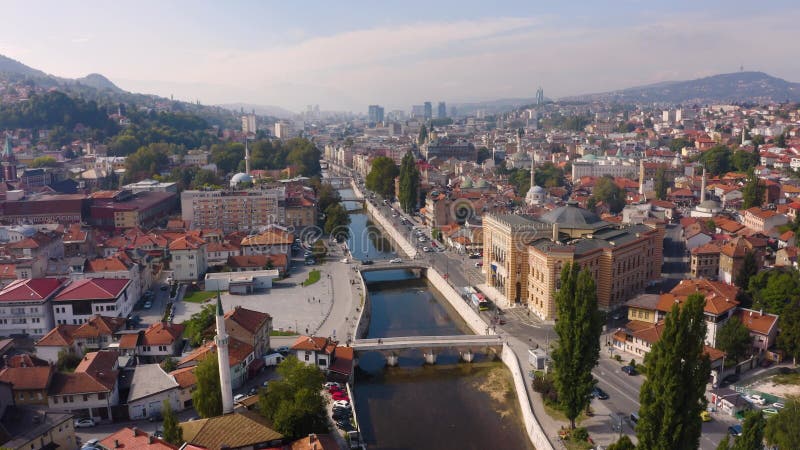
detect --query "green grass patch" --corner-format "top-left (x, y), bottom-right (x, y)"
top-left (302, 270), bottom-right (321, 286)
top-left (773, 371), bottom-right (800, 385)
top-left (543, 401), bottom-right (588, 426)
top-left (182, 290), bottom-right (219, 304)
top-left (270, 330), bottom-right (298, 336)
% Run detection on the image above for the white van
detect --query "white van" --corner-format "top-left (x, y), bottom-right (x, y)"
top-left (264, 353), bottom-right (284, 366)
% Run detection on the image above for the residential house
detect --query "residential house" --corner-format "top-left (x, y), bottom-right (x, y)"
top-left (0, 278), bottom-right (68, 337)
top-left (99, 427), bottom-right (179, 450)
top-left (657, 279), bottom-right (740, 348)
top-left (52, 278), bottom-right (133, 325)
top-left (206, 241), bottom-right (240, 268)
top-left (775, 245), bottom-right (798, 268)
top-left (137, 322), bottom-right (185, 362)
top-left (735, 308), bottom-right (779, 355)
top-left (179, 411), bottom-right (283, 450)
top-left (169, 366), bottom-right (196, 410)
top-left (741, 207), bottom-right (788, 235)
top-left (224, 306), bottom-right (272, 362)
top-left (227, 255), bottom-right (269, 272)
top-left (0, 365), bottom-right (55, 405)
top-left (126, 364), bottom-right (181, 420)
top-left (290, 434), bottom-right (339, 450)
top-left (0, 410), bottom-right (76, 450)
top-left (168, 235), bottom-right (208, 282)
top-left (290, 336), bottom-right (337, 370)
top-left (35, 324), bottom-right (80, 363)
top-left (625, 294), bottom-right (660, 324)
top-left (63, 223), bottom-right (92, 258)
top-left (69, 315), bottom-right (127, 354)
top-left (177, 338), bottom-right (254, 390)
top-left (239, 228), bottom-right (294, 256)
top-left (47, 350), bottom-right (120, 422)
top-left (718, 237), bottom-right (765, 284)
top-left (690, 242), bottom-right (722, 280)
top-left (83, 255), bottom-right (145, 308)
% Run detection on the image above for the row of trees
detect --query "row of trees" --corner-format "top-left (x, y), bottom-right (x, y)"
top-left (365, 156), bottom-right (399, 199)
top-left (697, 144), bottom-right (760, 176)
top-left (398, 151), bottom-right (420, 213)
top-left (209, 138), bottom-right (321, 176)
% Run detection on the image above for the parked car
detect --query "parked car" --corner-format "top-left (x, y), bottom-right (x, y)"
top-left (277, 346), bottom-right (290, 355)
top-left (81, 439), bottom-right (100, 450)
top-left (153, 430), bottom-right (164, 439)
top-left (143, 301), bottom-right (153, 309)
top-left (390, 258), bottom-right (402, 264)
top-left (762, 408), bottom-right (779, 416)
top-left (248, 387), bottom-right (258, 396)
top-left (773, 402), bottom-right (785, 409)
top-left (233, 394), bottom-right (245, 402)
top-left (728, 425), bottom-right (743, 436)
top-left (591, 387), bottom-right (609, 400)
top-left (622, 365), bottom-right (637, 376)
top-left (629, 412), bottom-right (639, 424)
top-left (361, 260), bottom-right (374, 265)
top-left (750, 394), bottom-right (766, 405)
top-left (700, 411), bottom-right (712, 422)
top-left (333, 400), bottom-right (350, 408)
top-left (474, 262), bottom-right (483, 267)
top-left (324, 382), bottom-right (340, 389)
top-left (160, 285), bottom-right (168, 291)
top-left (74, 418), bottom-right (96, 428)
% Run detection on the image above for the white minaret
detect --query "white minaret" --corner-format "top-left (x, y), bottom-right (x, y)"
top-left (700, 166), bottom-right (707, 202)
top-left (215, 292), bottom-right (234, 414)
top-left (244, 138), bottom-right (251, 175)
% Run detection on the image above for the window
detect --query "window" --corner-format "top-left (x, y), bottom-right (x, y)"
top-left (53, 397), bottom-right (58, 404)
top-left (98, 392), bottom-right (106, 400)
top-left (83, 395), bottom-right (89, 401)
top-left (304, 351), bottom-right (310, 361)
top-left (159, 345), bottom-right (167, 352)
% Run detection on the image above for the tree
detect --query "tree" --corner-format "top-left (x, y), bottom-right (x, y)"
top-left (716, 317), bottom-right (753, 363)
top-left (324, 203), bottom-right (350, 241)
top-left (654, 165), bottom-right (668, 200)
top-left (161, 357), bottom-right (177, 372)
top-left (418, 125), bottom-right (428, 145)
top-left (732, 409), bottom-right (765, 450)
top-left (669, 137), bottom-right (692, 153)
top-left (162, 399), bottom-right (183, 445)
top-left (700, 145), bottom-right (732, 176)
top-left (123, 143), bottom-right (171, 183)
top-left (637, 293), bottom-right (710, 450)
top-left (30, 156), bottom-right (58, 168)
top-left (477, 147), bottom-right (492, 164)
top-left (732, 150), bottom-right (759, 173)
top-left (183, 304), bottom-right (216, 347)
top-left (192, 355), bottom-right (222, 418)
top-left (716, 435), bottom-right (731, 450)
top-left (765, 398), bottom-right (800, 449)
top-left (736, 251), bottom-right (758, 290)
top-left (56, 350), bottom-right (81, 372)
top-left (778, 296), bottom-right (800, 364)
top-left (365, 156), bottom-right (399, 199)
top-left (534, 162), bottom-right (565, 188)
top-left (509, 168), bottom-right (531, 195)
top-left (316, 183), bottom-right (342, 214)
top-left (607, 435), bottom-right (636, 450)
top-left (398, 150), bottom-right (420, 214)
top-left (551, 264), bottom-right (602, 429)
top-left (259, 356), bottom-right (327, 438)
top-left (741, 169), bottom-right (764, 209)
top-left (311, 239), bottom-right (327, 261)
top-left (748, 268), bottom-right (800, 315)
top-left (591, 175), bottom-right (626, 214)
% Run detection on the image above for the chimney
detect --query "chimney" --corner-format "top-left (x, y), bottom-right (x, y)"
top-left (148, 436), bottom-right (154, 444)
top-left (114, 439), bottom-right (119, 448)
top-left (132, 427), bottom-right (137, 436)
top-left (309, 433), bottom-right (317, 443)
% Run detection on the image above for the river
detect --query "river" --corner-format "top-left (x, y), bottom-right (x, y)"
top-left (341, 190), bottom-right (534, 450)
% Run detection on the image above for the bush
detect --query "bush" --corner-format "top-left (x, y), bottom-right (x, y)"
top-left (630, 359), bottom-right (637, 369)
top-left (572, 427), bottom-right (589, 442)
top-left (614, 354), bottom-right (622, 362)
top-left (532, 372), bottom-right (559, 404)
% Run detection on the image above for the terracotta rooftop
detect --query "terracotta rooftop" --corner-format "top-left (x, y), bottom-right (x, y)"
top-left (100, 427), bottom-right (178, 450)
top-left (72, 315), bottom-right (127, 339)
top-left (290, 336), bottom-right (337, 355)
top-left (0, 278), bottom-right (66, 302)
top-left (179, 338), bottom-right (253, 368)
top-left (53, 278), bottom-right (130, 302)
top-left (658, 279), bottom-right (740, 316)
top-left (0, 365), bottom-right (54, 391)
top-left (141, 322), bottom-right (185, 346)
top-left (85, 257), bottom-right (130, 272)
top-left (36, 324), bottom-right (80, 347)
top-left (225, 307), bottom-right (271, 334)
top-left (735, 309), bottom-right (779, 336)
top-left (179, 411), bottom-right (283, 450)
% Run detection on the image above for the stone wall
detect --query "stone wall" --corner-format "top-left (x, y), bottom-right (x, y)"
top-left (501, 343), bottom-right (556, 450)
top-left (364, 201), bottom-right (418, 259)
top-left (426, 266), bottom-right (493, 336)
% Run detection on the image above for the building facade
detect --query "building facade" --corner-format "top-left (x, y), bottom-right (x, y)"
top-left (180, 189), bottom-right (286, 232)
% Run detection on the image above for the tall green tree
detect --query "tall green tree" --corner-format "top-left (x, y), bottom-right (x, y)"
top-left (162, 399), bottom-right (183, 445)
top-left (259, 356), bottom-right (327, 438)
top-left (778, 296), bottom-right (800, 364)
top-left (654, 165), bottom-right (668, 200)
top-left (732, 150), bottom-right (759, 173)
top-left (765, 398), bottom-right (800, 449)
top-left (732, 409), bottom-right (765, 450)
top-left (748, 268), bottom-right (800, 315)
top-left (736, 251), bottom-right (758, 290)
top-left (398, 150), bottom-right (420, 214)
top-left (551, 264), bottom-right (602, 429)
top-left (716, 317), bottom-right (752, 363)
top-left (637, 293), bottom-right (710, 450)
top-left (741, 169), bottom-right (764, 209)
top-left (324, 203), bottom-right (351, 241)
top-left (365, 156), bottom-right (399, 199)
top-left (716, 435), bottom-right (731, 450)
top-left (192, 355), bottom-right (223, 418)
top-left (418, 125), bottom-right (428, 145)
top-left (534, 162), bottom-right (565, 188)
top-left (316, 182), bottom-right (342, 213)
top-left (700, 145), bottom-right (732, 175)
top-left (607, 435), bottom-right (635, 450)
top-left (591, 175), bottom-right (626, 214)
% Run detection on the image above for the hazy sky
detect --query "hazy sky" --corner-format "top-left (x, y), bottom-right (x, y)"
top-left (1, 1), bottom-right (799, 113)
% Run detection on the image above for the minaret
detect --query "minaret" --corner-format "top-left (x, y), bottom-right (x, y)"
top-left (244, 138), bottom-right (251, 175)
top-left (214, 292), bottom-right (234, 414)
top-left (700, 166), bottom-right (707, 202)
top-left (742, 127), bottom-right (747, 146)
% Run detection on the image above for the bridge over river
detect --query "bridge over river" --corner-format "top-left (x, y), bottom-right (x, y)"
top-left (351, 334), bottom-right (503, 365)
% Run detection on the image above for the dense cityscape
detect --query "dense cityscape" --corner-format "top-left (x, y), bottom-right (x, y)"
top-left (0, 4), bottom-right (799, 450)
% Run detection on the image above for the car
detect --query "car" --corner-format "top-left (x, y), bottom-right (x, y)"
top-left (143, 301), bottom-right (152, 309)
top-left (152, 430), bottom-right (164, 439)
top-left (772, 402), bottom-right (785, 409)
top-left (148, 412), bottom-right (162, 422)
top-left (474, 262), bottom-right (483, 267)
top-left (629, 412), bottom-right (639, 424)
top-left (361, 260), bottom-right (374, 265)
top-left (332, 394), bottom-right (349, 401)
top-left (277, 346), bottom-right (290, 355)
top-left (621, 365), bottom-right (637, 376)
top-left (700, 411), bottom-right (712, 422)
top-left (591, 387), bottom-right (609, 400)
top-left (81, 439), bottom-right (100, 450)
top-left (248, 387), bottom-right (258, 396)
top-left (749, 394), bottom-right (766, 405)
top-left (418, 237), bottom-right (427, 242)
top-left (332, 410), bottom-right (351, 419)
top-left (333, 400), bottom-right (350, 408)
top-left (304, 260), bottom-right (315, 266)
top-left (612, 312), bottom-right (624, 321)
top-left (74, 418), bottom-right (96, 428)
top-left (728, 425), bottom-right (743, 436)
top-left (469, 253), bottom-right (480, 259)
top-left (328, 386), bottom-right (341, 393)
top-left (762, 408), bottom-right (779, 416)
top-left (262, 380), bottom-right (270, 388)
top-left (324, 382), bottom-right (340, 389)
top-left (332, 404), bottom-right (350, 412)
top-left (233, 394), bottom-right (246, 402)
top-left (390, 258), bottom-right (402, 263)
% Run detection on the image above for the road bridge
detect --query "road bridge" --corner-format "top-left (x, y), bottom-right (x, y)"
top-left (351, 334), bottom-right (503, 365)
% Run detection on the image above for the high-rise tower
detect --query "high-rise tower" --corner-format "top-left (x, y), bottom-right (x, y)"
top-left (215, 292), bottom-right (234, 414)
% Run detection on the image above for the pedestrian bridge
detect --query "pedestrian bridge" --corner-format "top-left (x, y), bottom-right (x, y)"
top-left (351, 335), bottom-right (503, 365)
top-left (358, 261), bottom-right (427, 273)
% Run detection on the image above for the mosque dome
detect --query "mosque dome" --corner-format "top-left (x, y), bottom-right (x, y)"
top-left (230, 172), bottom-right (253, 187)
top-left (540, 200), bottom-right (604, 228)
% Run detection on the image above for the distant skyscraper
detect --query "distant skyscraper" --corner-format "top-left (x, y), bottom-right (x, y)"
top-left (241, 114), bottom-right (257, 134)
top-left (424, 102), bottom-right (432, 120)
top-left (368, 105), bottom-right (385, 124)
top-left (536, 87), bottom-right (544, 105)
top-left (437, 102), bottom-right (447, 119)
top-left (411, 104), bottom-right (425, 118)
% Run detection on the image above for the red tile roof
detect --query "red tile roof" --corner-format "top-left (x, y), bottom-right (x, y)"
top-left (224, 307), bottom-right (271, 334)
top-left (290, 336), bottom-right (337, 355)
top-left (142, 322), bottom-right (185, 346)
top-left (118, 332), bottom-right (141, 349)
top-left (72, 315), bottom-right (127, 338)
top-left (53, 278), bottom-right (130, 302)
top-left (735, 309), bottom-right (779, 335)
top-left (100, 427), bottom-right (179, 450)
top-left (0, 278), bottom-right (66, 302)
top-left (86, 257), bottom-right (130, 272)
top-left (0, 365), bottom-right (54, 391)
top-left (179, 338), bottom-right (254, 368)
top-left (36, 324), bottom-right (80, 347)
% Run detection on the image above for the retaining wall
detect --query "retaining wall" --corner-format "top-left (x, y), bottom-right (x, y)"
top-left (426, 267), bottom-right (493, 336)
top-left (354, 273), bottom-right (371, 339)
top-left (502, 344), bottom-right (556, 450)
top-left (363, 200), bottom-right (418, 258)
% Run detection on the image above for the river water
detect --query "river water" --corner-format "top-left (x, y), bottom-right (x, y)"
top-left (341, 193), bottom-right (534, 450)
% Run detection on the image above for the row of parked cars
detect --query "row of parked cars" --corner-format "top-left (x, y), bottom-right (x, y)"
top-left (325, 382), bottom-right (355, 432)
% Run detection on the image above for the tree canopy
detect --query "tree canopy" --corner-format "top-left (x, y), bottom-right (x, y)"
top-left (192, 355), bottom-right (223, 418)
top-left (777, 296), bottom-right (800, 364)
top-left (122, 143), bottom-right (172, 183)
top-left (654, 166), bottom-right (668, 200)
top-left (365, 156), bottom-right (399, 199)
top-left (637, 292), bottom-right (710, 450)
top-left (324, 203), bottom-right (350, 241)
top-left (534, 162), bottom-right (565, 188)
top-left (716, 317), bottom-right (752, 363)
top-left (183, 304), bottom-right (216, 347)
top-left (699, 145), bottom-right (732, 175)
top-left (551, 263), bottom-right (602, 429)
top-left (398, 151), bottom-right (420, 214)
top-left (741, 169), bottom-right (764, 209)
top-left (30, 156), bottom-right (58, 168)
top-left (162, 399), bottom-right (183, 445)
top-left (732, 149), bottom-right (759, 173)
top-left (765, 397), bottom-right (800, 449)
top-left (747, 268), bottom-right (800, 315)
top-left (732, 409), bottom-right (765, 450)
top-left (258, 356), bottom-right (327, 439)
top-left (591, 175), bottom-right (626, 214)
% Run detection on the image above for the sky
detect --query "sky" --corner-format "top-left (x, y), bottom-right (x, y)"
top-left (1, 0), bottom-right (799, 113)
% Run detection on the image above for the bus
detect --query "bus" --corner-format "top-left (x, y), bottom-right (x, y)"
top-left (470, 292), bottom-right (490, 311)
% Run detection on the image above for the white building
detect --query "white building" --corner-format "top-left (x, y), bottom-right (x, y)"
top-left (571, 154), bottom-right (637, 179)
top-left (0, 278), bottom-right (66, 337)
top-left (168, 235), bottom-right (208, 282)
top-left (127, 364), bottom-right (182, 420)
top-left (241, 114), bottom-right (257, 135)
top-left (52, 279), bottom-right (133, 325)
top-left (121, 179), bottom-right (178, 194)
top-left (274, 121), bottom-right (292, 139)
top-left (204, 270), bottom-right (279, 294)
